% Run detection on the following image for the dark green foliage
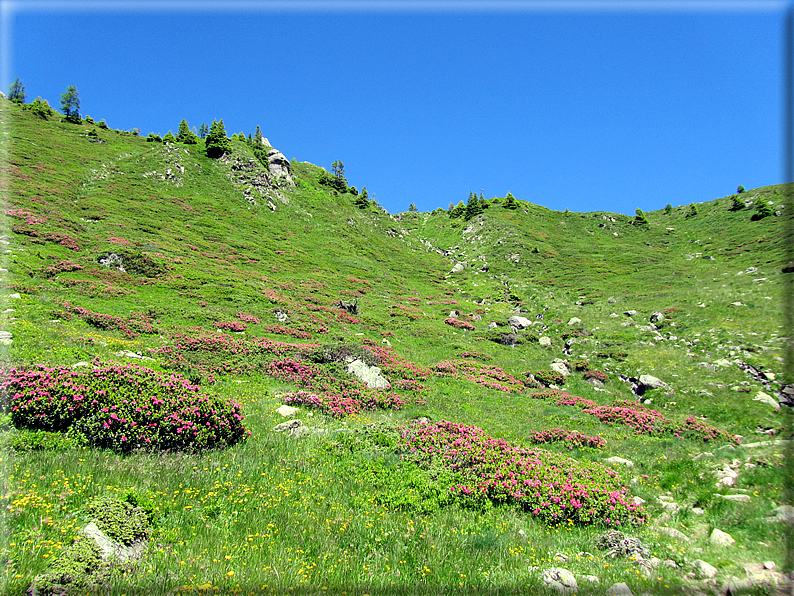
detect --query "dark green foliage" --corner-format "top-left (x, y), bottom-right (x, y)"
top-left (254, 124), bottom-right (263, 145)
top-left (409, 202), bottom-right (418, 212)
top-left (29, 537), bottom-right (104, 596)
top-left (308, 341), bottom-right (377, 366)
top-left (686, 203), bottom-right (698, 218)
top-left (464, 191), bottom-right (484, 221)
top-left (146, 132), bottom-right (162, 143)
top-left (177, 119), bottom-right (198, 144)
top-left (205, 118), bottom-right (232, 158)
top-left (449, 201), bottom-right (466, 219)
top-left (24, 96), bottom-right (55, 120)
top-left (752, 200), bottom-right (775, 220)
top-left (8, 76), bottom-right (26, 103)
top-left (634, 208), bottom-right (649, 226)
top-left (83, 496), bottom-right (152, 545)
top-left (120, 252), bottom-right (166, 277)
top-left (504, 192), bottom-right (518, 210)
top-left (664, 203), bottom-right (672, 214)
top-left (3, 428), bottom-right (79, 452)
top-left (162, 130), bottom-right (176, 143)
top-left (353, 186), bottom-right (370, 208)
top-left (59, 85), bottom-right (81, 123)
top-left (729, 194), bottom-right (745, 211)
top-left (737, 184), bottom-right (745, 193)
top-left (198, 122), bottom-right (209, 138)
top-left (531, 369), bottom-right (566, 386)
top-left (97, 119), bottom-right (108, 129)
top-left (332, 160), bottom-right (345, 181)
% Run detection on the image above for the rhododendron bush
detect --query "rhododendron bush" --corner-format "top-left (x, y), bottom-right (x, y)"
top-left (398, 420), bottom-right (644, 526)
top-left (1, 361), bottom-right (248, 453)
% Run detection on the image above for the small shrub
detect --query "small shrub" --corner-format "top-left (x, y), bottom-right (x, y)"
top-left (531, 369), bottom-right (566, 387)
top-left (308, 342), bottom-right (377, 366)
top-left (752, 201), bottom-right (774, 220)
top-left (584, 369), bottom-right (609, 383)
top-left (729, 194), bottom-right (745, 211)
top-left (686, 203), bottom-right (698, 217)
top-left (527, 428), bottom-right (606, 450)
top-left (83, 496), bottom-right (152, 545)
top-left (571, 359), bottom-right (590, 371)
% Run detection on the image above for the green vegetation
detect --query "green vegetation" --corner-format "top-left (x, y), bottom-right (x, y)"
top-left (0, 95), bottom-right (791, 595)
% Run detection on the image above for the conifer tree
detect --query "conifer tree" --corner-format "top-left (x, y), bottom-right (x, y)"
top-left (730, 195), bottom-right (744, 211)
top-left (504, 192), bottom-right (518, 210)
top-left (199, 123), bottom-right (209, 138)
top-left (205, 119), bottom-right (232, 158)
top-left (634, 208), bottom-right (649, 226)
top-left (254, 125), bottom-right (263, 145)
top-left (60, 85), bottom-right (80, 123)
top-left (409, 202), bottom-right (418, 212)
top-left (177, 119), bottom-right (198, 144)
top-left (8, 77), bottom-right (26, 104)
top-left (465, 191), bottom-right (484, 221)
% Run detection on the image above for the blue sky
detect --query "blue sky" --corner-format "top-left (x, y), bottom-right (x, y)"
top-left (3, 1), bottom-right (788, 215)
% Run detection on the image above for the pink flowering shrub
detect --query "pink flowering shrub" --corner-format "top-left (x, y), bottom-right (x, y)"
top-left (214, 320), bottom-right (247, 332)
top-left (40, 260), bottom-right (84, 278)
top-left (530, 391), bottom-right (740, 444)
top-left (444, 318), bottom-right (475, 330)
top-left (61, 303), bottom-right (158, 338)
top-left (433, 360), bottom-right (525, 393)
top-left (398, 420), bottom-right (643, 526)
top-left (527, 428), bottom-right (606, 450)
top-left (237, 312), bottom-right (260, 324)
top-left (364, 344), bottom-right (433, 380)
top-left (460, 350), bottom-right (493, 361)
top-left (1, 361), bottom-right (248, 453)
top-left (584, 369), bottom-right (609, 383)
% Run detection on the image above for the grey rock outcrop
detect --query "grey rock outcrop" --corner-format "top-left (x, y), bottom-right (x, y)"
top-left (346, 359), bottom-right (390, 389)
top-left (508, 315), bottom-right (532, 329)
top-left (540, 568), bottom-right (578, 594)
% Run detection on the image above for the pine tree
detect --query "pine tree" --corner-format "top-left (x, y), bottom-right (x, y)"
top-left (634, 208), bottom-right (649, 226)
top-left (409, 202), bottom-right (418, 212)
top-left (60, 85), bottom-right (80, 123)
top-left (199, 123), bottom-right (209, 138)
top-left (504, 192), bottom-right (518, 210)
top-left (163, 131), bottom-right (176, 143)
top-left (254, 125), bottom-right (263, 145)
top-left (664, 203), bottom-right (673, 214)
top-left (205, 119), bottom-right (232, 158)
top-left (465, 191), bottom-right (484, 221)
top-left (729, 195), bottom-right (744, 211)
top-left (177, 119), bottom-right (198, 144)
top-left (8, 77), bottom-right (26, 104)
top-left (686, 203), bottom-right (698, 218)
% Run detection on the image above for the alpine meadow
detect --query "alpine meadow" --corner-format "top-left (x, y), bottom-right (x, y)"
top-left (0, 90), bottom-right (792, 596)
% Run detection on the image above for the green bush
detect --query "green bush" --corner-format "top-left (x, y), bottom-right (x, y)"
top-left (531, 369), bottom-right (566, 386)
top-left (24, 97), bottom-right (55, 120)
top-left (83, 496), bottom-right (152, 545)
top-left (752, 200), bottom-right (774, 220)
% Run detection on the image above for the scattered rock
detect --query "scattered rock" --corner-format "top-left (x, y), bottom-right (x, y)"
top-left (539, 336), bottom-right (552, 347)
top-left (6, 293), bottom-right (20, 299)
top-left (606, 582), bottom-right (633, 596)
top-left (550, 359), bottom-right (571, 376)
top-left (540, 568), bottom-right (578, 594)
top-left (508, 315), bottom-right (532, 329)
top-left (765, 505), bottom-right (794, 523)
top-left (714, 358), bottom-right (732, 367)
top-left (709, 528), bottom-right (735, 547)
top-left (567, 317), bottom-right (581, 326)
top-left (729, 301), bottom-right (744, 307)
top-left (753, 391), bottom-right (779, 411)
top-left (693, 559), bottom-right (718, 579)
top-left (649, 311), bottom-right (665, 325)
top-left (716, 494), bottom-right (750, 503)
top-left (638, 374), bottom-right (671, 392)
top-left (450, 262), bottom-right (465, 274)
top-left (624, 310), bottom-right (638, 317)
top-left (346, 359), bottom-right (390, 389)
top-left (276, 405), bottom-right (299, 417)
top-left (595, 530), bottom-right (650, 559)
top-left (655, 527), bottom-right (690, 542)
top-left (605, 456), bottom-right (634, 467)
top-left (82, 522), bottom-right (147, 562)
top-left (273, 419), bottom-right (310, 437)
top-left (117, 350), bottom-right (155, 361)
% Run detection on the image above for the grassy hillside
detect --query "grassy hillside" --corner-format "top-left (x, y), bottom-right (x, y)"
top-left (1, 99), bottom-right (792, 596)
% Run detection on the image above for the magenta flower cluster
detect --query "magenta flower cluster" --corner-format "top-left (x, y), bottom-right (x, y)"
top-left (397, 420), bottom-right (644, 526)
top-left (40, 260), bottom-right (84, 278)
top-left (527, 428), bottom-right (606, 450)
top-left (444, 318), bottom-right (475, 330)
top-left (61, 303), bottom-right (158, 338)
top-left (530, 391), bottom-right (740, 444)
top-left (432, 360), bottom-right (525, 393)
top-left (1, 360), bottom-right (248, 453)
top-left (214, 320), bottom-right (248, 332)
top-left (237, 312), bottom-right (261, 324)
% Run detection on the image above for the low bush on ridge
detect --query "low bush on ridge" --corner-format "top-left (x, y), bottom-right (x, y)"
top-left (528, 427), bottom-right (606, 450)
top-left (1, 360), bottom-right (249, 453)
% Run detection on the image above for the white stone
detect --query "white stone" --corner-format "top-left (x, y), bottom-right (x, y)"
top-left (693, 559), bottom-right (718, 579)
top-left (508, 315), bottom-right (532, 329)
top-left (276, 405), bottom-right (299, 417)
top-left (753, 391), bottom-right (779, 411)
top-left (567, 317), bottom-right (581, 326)
top-left (550, 361), bottom-right (571, 376)
top-left (540, 568), bottom-right (578, 594)
top-left (539, 336), bottom-right (552, 347)
top-left (638, 375), bottom-right (670, 391)
top-left (605, 456), bottom-right (634, 467)
top-left (6, 293), bottom-right (20, 299)
top-left (716, 494), bottom-right (750, 503)
top-left (709, 528), bottom-right (735, 547)
top-left (655, 527), bottom-right (690, 542)
top-left (606, 582), bottom-right (633, 596)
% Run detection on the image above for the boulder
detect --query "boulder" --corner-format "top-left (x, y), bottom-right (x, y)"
top-left (606, 583), bottom-right (633, 596)
top-left (693, 559), bottom-right (718, 579)
top-left (82, 522), bottom-right (146, 562)
top-left (753, 391), bottom-right (779, 411)
top-left (624, 310), bottom-right (638, 317)
top-left (274, 419), bottom-right (303, 433)
top-left (605, 457), bottom-right (634, 467)
top-left (539, 336), bottom-right (552, 347)
top-left (567, 317), bottom-right (581, 326)
top-left (550, 359), bottom-right (570, 376)
top-left (508, 316), bottom-right (532, 329)
top-left (655, 527), bottom-right (690, 542)
top-left (540, 568), bottom-right (578, 594)
top-left (346, 359), bottom-right (390, 390)
top-left (276, 405), bottom-right (299, 417)
top-left (450, 263), bottom-right (465, 274)
top-left (638, 375), bottom-right (670, 392)
top-left (267, 148), bottom-right (292, 179)
top-left (649, 311), bottom-right (665, 324)
top-left (766, 505), bottom-right (794, 523)
top-left (709, 528), bottom-right (735, 547)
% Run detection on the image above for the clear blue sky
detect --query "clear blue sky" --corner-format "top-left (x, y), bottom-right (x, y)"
top-left (3, 1), bottom-right (788, 215)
